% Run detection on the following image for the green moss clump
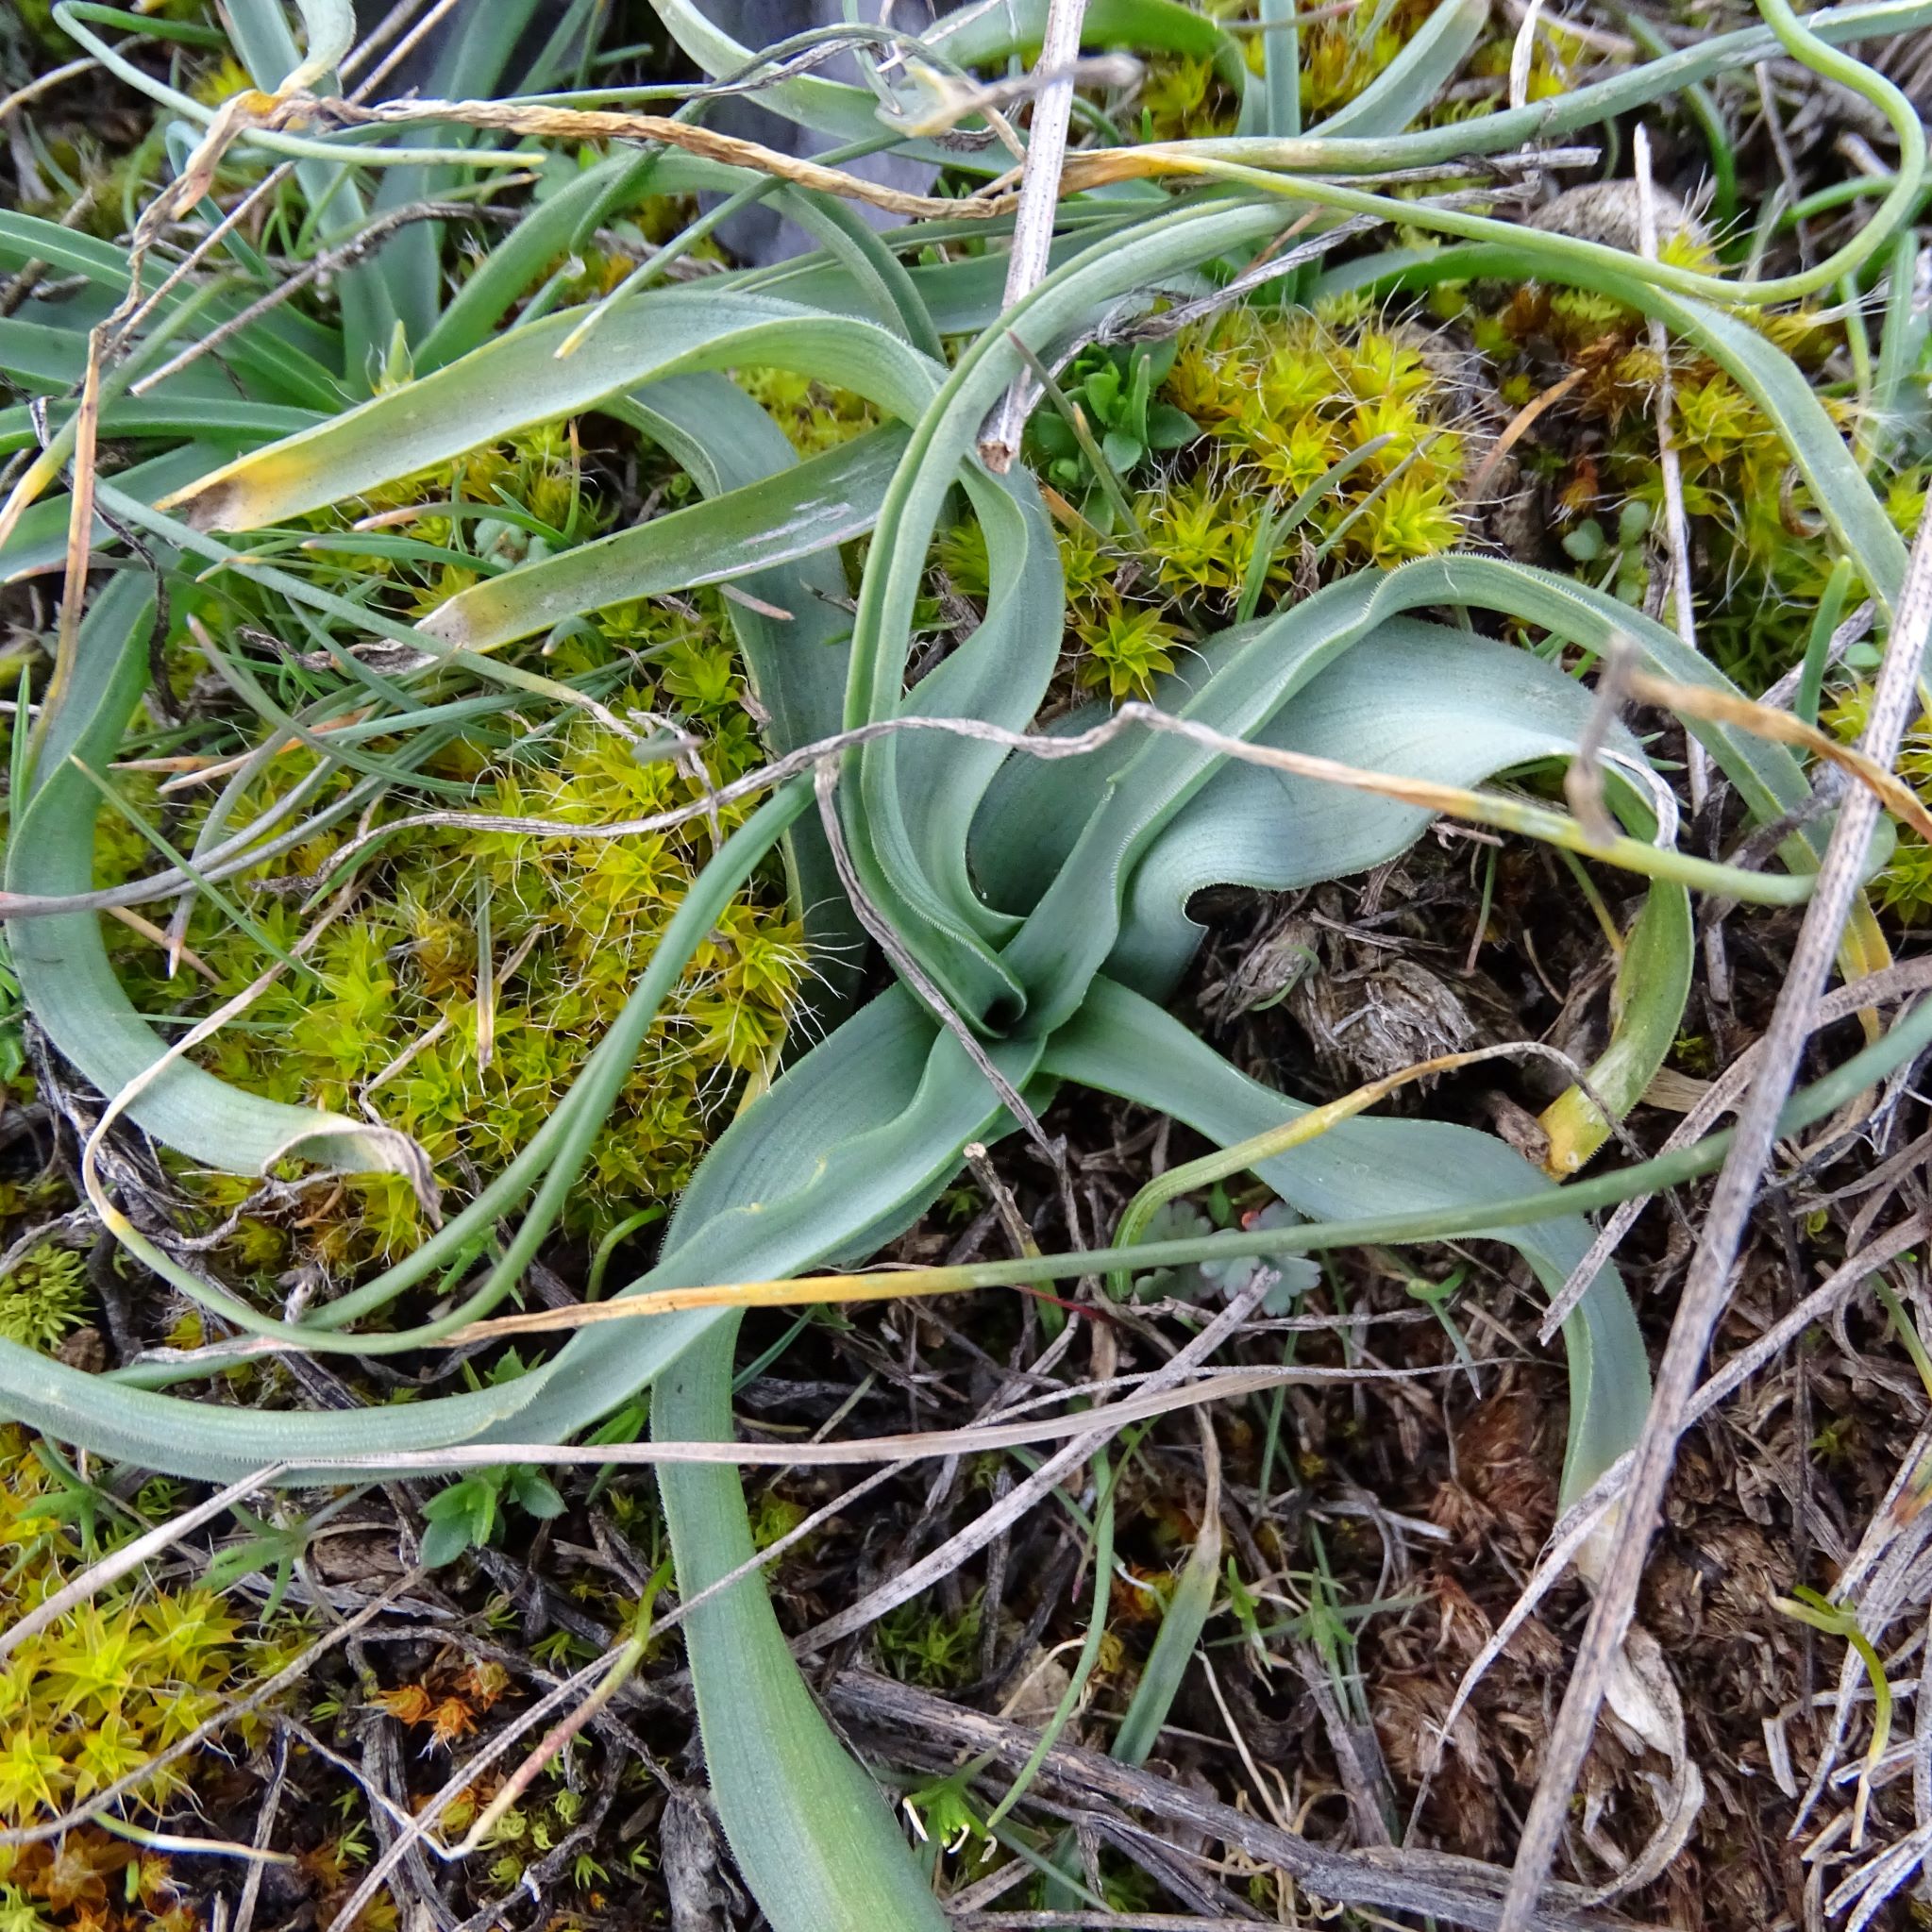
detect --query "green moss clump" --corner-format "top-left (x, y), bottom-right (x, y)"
top-left (0, 1432), bottom-right (302, 1932)
top-left (734, 367), bottom-right (879, 457)
top-left (1297, 0), bottom-right (1442, 121)
top-left (1134, 0), bottom-right (1444, 143)
top-left (1080, 605), bottom-right (1185, 700)
top-left (1162, 306), bottom-right (1470, 569)
top-left (1829, 688), bottom-right (1932, 921)
top-left (1451, 271), bottom-right (1913, 689)
top-left (938, 306), bottom-right (1473, 700)
top-left (0, 1249), bottom-right (87, 1354)
top-left (876, 1589), bottom-right (983, 1688)
top-left (1136, 57), bottom-right (1230, 140)
top-left (127, 622), bottom-right (806, 1261)
top-left (103, 423), bottom-right (812, 1266)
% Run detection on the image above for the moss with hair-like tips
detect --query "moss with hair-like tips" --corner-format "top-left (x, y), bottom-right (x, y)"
top-left (932, 306), bottom-right (1476, 703)
top-left (1440, 267), bottom-right (1919, 688)
top-left (735, 368), bottom-right (880, 458)
top-left (101, 425), bottom-right (813, 1268)
top-left (0, 1428), bottom-right (310, 1932)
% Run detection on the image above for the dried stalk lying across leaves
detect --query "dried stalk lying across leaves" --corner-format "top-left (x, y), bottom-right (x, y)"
top-left (9, 0), bottom-right (1932, 1924)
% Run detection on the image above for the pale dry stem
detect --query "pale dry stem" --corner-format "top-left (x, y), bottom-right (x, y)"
top-left (1497, 502), bottom-right (1932, 1932)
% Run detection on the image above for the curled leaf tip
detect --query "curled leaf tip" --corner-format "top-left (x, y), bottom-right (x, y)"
top-left (271, 1119), bottom-right (443, 1224)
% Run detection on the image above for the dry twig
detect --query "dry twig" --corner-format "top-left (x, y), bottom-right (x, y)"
top-left (978, 0), bottom-right (1091, 469)
top-left (1498, 505), bottom-right (1932, 1932)
top-left (287, 94), bottom-right (1016, 220)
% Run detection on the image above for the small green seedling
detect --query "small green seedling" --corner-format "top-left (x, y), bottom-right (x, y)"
top-left (1028, 339), bottom-right (1199, 498)
top-left (1773, 1584), bottom-right (1893, 1842)
top-left (901, 1765), bottom-right (993, 1861)
top-left (1126, 1198), bottom-right (1318, 1313)
top-left (1561, 498), bottom-right (1656, 605)
top-left (420, 1464), bottom-right (566, 1568)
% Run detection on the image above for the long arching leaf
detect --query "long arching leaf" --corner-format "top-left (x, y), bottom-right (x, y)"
top-left (6, 577), bottom-right (428, 1180)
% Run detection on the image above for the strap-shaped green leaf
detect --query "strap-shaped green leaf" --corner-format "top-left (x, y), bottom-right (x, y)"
top-left (613, 374), bottom-right (874, 1001)
top-left (363, 0), bottom-right (549, 348)
top-left (1001, 555), bottom-right (1830, 1038)
top-left (0, 211), bottom-right (344, 398)
top-left (218, 0), bottom-right (397, 378)
top-left (419, 424), bottom-right (910, 655)
top-left (655, 1319), bottom-right (950, 1932)
top-left (765, 185), bottom-right (944, 358)
top-left (1044, 981), bottom-right (1651, 1501)
top-left (283, 0), bottom-right (356, 91)
top-left (840, 198), bottom-right (1292, 1029)
top-left (1307, 0), bottom-right (1487, 137)
top-left (764, 215), bottom-right (1160, 338)
top-left (0, 399), bottom-right (320, 460)
top-left (168, 289), bottom-right (942, 530)
top-left (979, 617), bottom-right (1642, 995)
top-left (1541, 879), bottom-right (1696, 1175)
top-left (890, 469), bottom-right (1064, 949)
top-left (415, 152), bottom-right (646, 372)
top-left (0, 313), bottom-right (239, 401)
top-left (6, 577), bottom-right (428, 1182)
top-left (0, 446), bottom-right (227, 581)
